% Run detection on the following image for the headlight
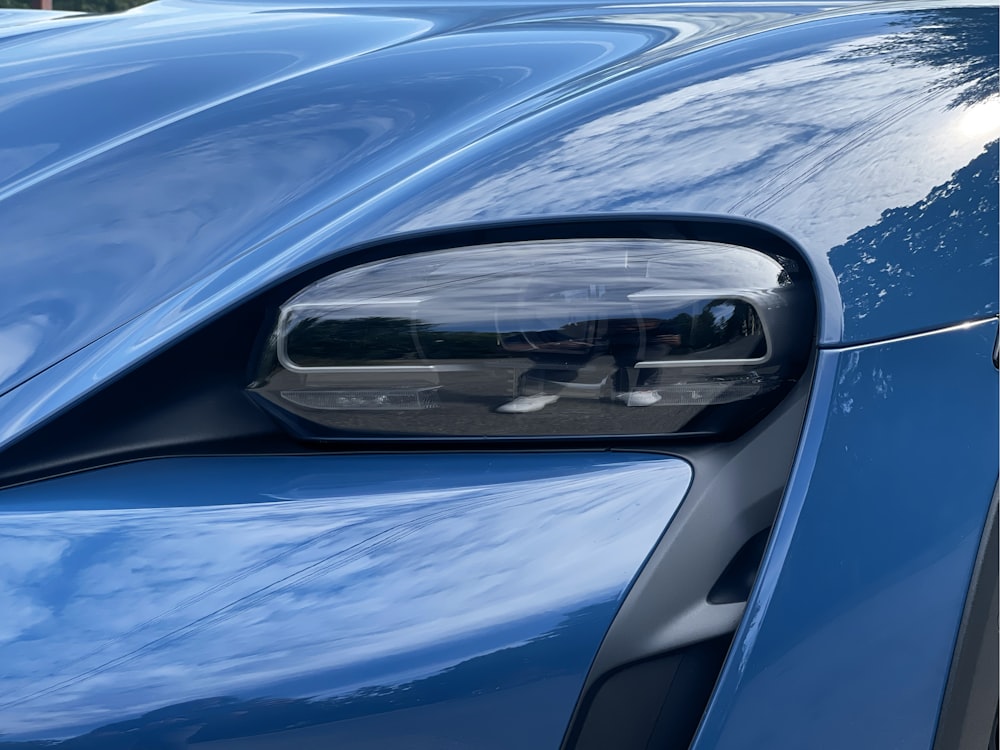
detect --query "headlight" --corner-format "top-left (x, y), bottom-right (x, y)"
top-left (248, 238), bottom-right (814, 439)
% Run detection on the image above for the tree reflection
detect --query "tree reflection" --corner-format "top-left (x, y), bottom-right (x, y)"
top-left (287, 299), bottom-right (764, 369)
top-left (830, 140), bottom-right (998, 328)
top-left (845, 8), bottom-right (998, 108)
top-left (287, 316), bottom-right (501, 365)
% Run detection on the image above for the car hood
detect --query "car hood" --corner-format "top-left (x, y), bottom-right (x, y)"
top-left (0, 0), bottom-right (850, 396)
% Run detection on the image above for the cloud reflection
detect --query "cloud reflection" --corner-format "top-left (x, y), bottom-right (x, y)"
top-left (384, 7), bottom-right (997, 341)
top-left (0, 453), bottom-right (690, 740)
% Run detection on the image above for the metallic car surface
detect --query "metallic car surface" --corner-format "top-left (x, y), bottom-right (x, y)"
top-left (0, 1), bottom-right (996, 748)
top-left (0, 453), bottom-right (690, 746)
top-left (0, 2), bottom-right (995, 452)
top-left (694, 318), bottom-right (999, 750)
top-left (0, 0), bottom-right (794, 397)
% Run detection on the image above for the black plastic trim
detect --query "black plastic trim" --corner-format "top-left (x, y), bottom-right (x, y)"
top-left (560, 356), bottom-right (812, 749)
top-left (707, 528), bottom-right (771, 605)
top-left (932, 483), bottom-right (999, 750)
top-left (565, 636), bottom-right (732, 750)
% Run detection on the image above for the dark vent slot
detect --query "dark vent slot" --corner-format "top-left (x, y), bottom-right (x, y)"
top-left (708, 528), bottom-right (771, 605)
top-left (565, 635), bottom-right (731, 750)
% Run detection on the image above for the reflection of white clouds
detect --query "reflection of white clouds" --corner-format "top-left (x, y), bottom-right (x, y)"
top-left (0, 454), bottom-right (689, 737)
top-left (0, 316), bottom-right (47, 384)
top-left (0, 594), bottom-right (48, 645)
top-left (0, 535), bottom-right (66, 643)
top-left (835, 349), bottom-right (861, 414)
top-left (395, 27), bottom-right (990, 259)
top-left (957, 95), bottom-right (1000, 139)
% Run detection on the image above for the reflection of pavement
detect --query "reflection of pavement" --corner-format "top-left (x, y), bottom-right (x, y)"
top-left (259, 356), bottom-right (706, 437)
top-left (330, 392), bottom-right (702, 437)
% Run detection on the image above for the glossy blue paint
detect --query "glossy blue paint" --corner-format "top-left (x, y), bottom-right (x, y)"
top-left (692, 319), bottom-right (999, 750)
top-left (0, 2), bottom-right (995, 452)
top-left (0, 1), bottom-right (675, 397)
top-left (381, 6), bottom-right (999, 344)
top-left (0, 452), bottom-right (690, 746)
top-left (0, 4), bottom-right (997, 746)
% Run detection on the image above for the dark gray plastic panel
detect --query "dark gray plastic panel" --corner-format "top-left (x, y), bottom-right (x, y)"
top-left (587, 365), bottom-right (811, 682)
top-left (933, 484), bottom-right (998, 750)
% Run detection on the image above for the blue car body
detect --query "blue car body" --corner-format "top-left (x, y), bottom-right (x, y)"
top-left (0, 1), bottom-right (996, 748)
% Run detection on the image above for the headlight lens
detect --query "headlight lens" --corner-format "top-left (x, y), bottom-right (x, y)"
top-left (248, 238), bottom-right (813, 439)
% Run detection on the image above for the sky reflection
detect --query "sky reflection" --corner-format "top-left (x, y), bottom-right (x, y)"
top-left (386, 7), bottom-right (998, 342)
top-left (0, 453), bottom-right (690, 741)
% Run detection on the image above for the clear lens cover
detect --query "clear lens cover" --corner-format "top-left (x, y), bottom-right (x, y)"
top-left (249, 239), bottom-right (813, 439)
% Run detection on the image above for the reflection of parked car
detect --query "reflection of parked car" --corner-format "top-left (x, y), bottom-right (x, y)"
top-left (0, 2), bottom-right (996, 749)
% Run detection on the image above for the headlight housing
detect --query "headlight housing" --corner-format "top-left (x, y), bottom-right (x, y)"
top-left (248, 237), bottom-right (814, 440)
